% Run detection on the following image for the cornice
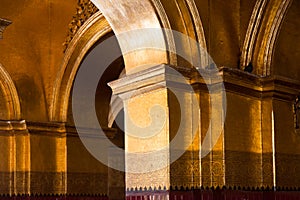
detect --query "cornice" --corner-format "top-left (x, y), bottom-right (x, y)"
top-left (109, 64), bottom-right (300, 101)
top-left (0, 120), bottom-right (27, 132)
top-left (26, 121), bottom-right (66, 135)
top-left (0, 119), bottom-right (118, 140)
top-left (192, 67), bottom-right (300, 101)
top-left (66, 125), bottom-right (117, 139)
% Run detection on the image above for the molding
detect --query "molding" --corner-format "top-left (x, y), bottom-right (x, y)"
top-left (184, 0), bottom-right (208, 67)
top-left (0, 120), bottom-right (66, 136)
top-left (108, 64), bottom-right (194, 100)
top-left (241, 0), bottom-right (293, 76)
top-left (260, 0), bottom-right (293, 76)
top-left (109, 65), bottom-right (300, 101)
top-left (0, 120), bottom-right (26, 133)
top-left (26, 121), bottom-right (66, 135)
top-left (150, 0), bottom-right (177, 65)
top-left (192, 67), bottom-right (300, 101)
top-left (66, 125), bottom-right (117, 139)
top-left (240, 0), bottom-right (268, 69)
top-left (0, 63), bottom-right (21, 120)
top-left (0, 119), bottom-right (118, 139)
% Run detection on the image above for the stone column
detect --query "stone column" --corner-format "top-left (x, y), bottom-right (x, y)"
top-left (109, 64), bottom-right (202, 197)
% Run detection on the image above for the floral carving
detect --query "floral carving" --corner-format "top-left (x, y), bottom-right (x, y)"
top-left (63, 0), bottom-right (99, 51)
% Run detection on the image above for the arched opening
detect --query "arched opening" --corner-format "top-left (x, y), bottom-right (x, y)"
top-left (65, 31), bottom-right (126, 197)
top-left (66, 32), bottom-right (125, 199)
top-left (51, 0), bottom-right (209, 197)
top-left (51, 11), bottom-right (126, 198)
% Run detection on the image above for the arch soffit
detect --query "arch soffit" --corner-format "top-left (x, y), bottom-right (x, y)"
top-left (91, 0), bottom-right (208, 71)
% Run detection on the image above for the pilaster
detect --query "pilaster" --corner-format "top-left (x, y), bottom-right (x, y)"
top-left (109, 64), bottom-right (202, 196)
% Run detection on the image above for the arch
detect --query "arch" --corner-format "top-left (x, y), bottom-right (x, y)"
top-left (50, 12), bottom-right (112, 122)
top-left (51, 0), bottom-right (208, 122)
top-left (91, 0), bottom-right (207, 71)
top-left (241, 0), bottom-right (293, 76)
top-left (0, 63), bottom-right (21, 120)
top-left (240, 0), bottom-right (268, 70)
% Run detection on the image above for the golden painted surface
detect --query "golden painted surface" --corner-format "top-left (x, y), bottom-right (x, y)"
top-left (125, 88), bottom-right (169, 153)
top-left (261, 98), bottom-right (274, 187)
top-left (0, 135), bottom-right (14, 194)
top-left (253, 0), bottom-right (292, 76)
top-left (0, 0), bottom-right (77, 121)
top-left (223, 93), bottom-right (263, 187)
top-left (0, 63), bottom-right (21, 120)
top-left (0, 0), bottom-right (300, 197)
top-left (125, 88), bottom-right (170, 189)
top-left (29, 134), bottom-right (66, 193)
top-left (170, 151), bottom-right (194, 188)
top-left (15, 133), bottom-right (30, 194)
top-left (51, 12), bottom-right (112, 122)
top-left (91, 0), bottom-right (169, 72)
top-left (274, 0), bottom-right (300, 80)
top-left (63, 0), bottom-right (99, 51)
top-left (224, 93), bottom-right (262, 153)
top-left (273, 99), bottom-right (300, 188)
top-left (0, 18), bottom-right (12, 39)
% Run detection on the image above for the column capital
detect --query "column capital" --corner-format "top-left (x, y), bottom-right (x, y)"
top-left (108, 64), bottom-right (194, 100)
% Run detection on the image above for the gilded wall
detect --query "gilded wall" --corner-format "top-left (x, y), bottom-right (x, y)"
top-left (0, 0), bottom-right (300, 198)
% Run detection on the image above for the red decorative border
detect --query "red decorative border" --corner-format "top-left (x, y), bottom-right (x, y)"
top-left (126, 189), bottom-right (300, 200)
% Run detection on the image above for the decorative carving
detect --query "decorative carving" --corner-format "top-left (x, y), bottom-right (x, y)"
top-left (63, 0), bottom-right (99, 51)
top-left (225, 151), bottom-right (263, 188)
top-left (276, 153), bottom-right (300, 188)
top-left (0, 18), bottom-right (12, 39)
top-left (295, 96), bottom-right (300, 130)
